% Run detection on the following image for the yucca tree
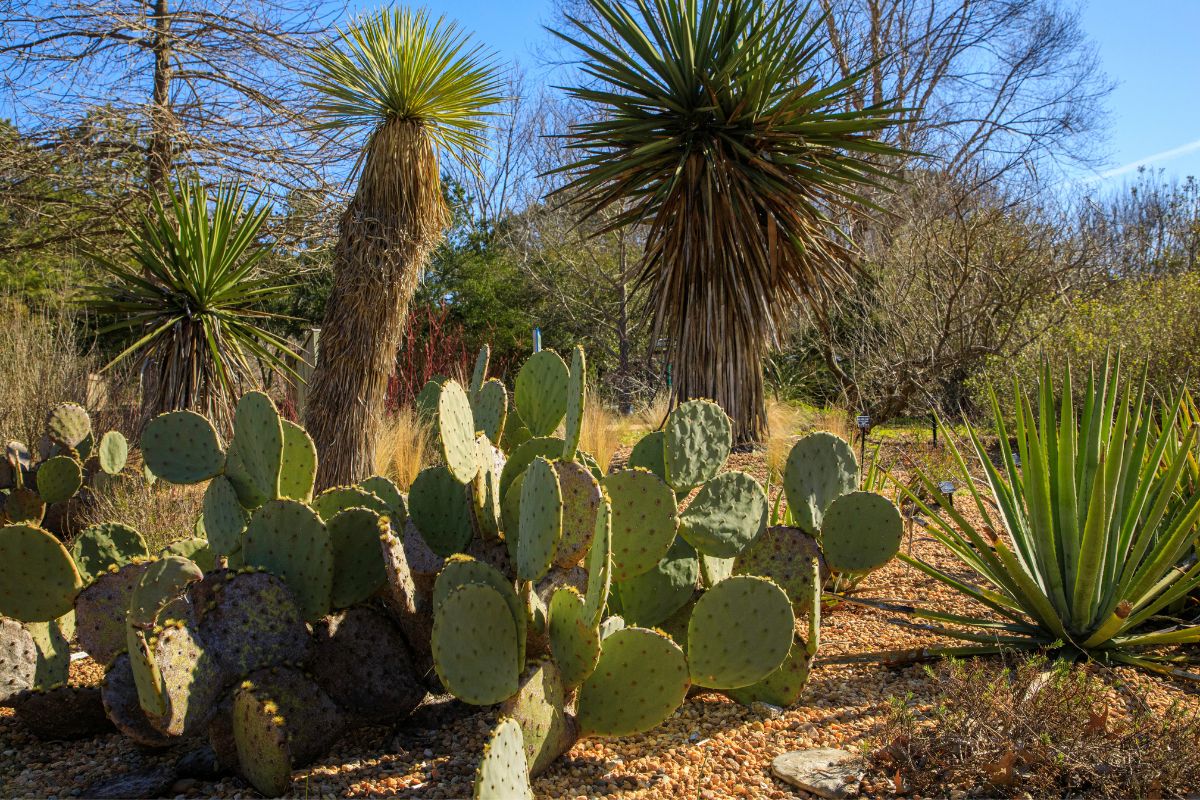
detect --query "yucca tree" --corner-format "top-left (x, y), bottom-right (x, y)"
top-left (301, 9), bottom-right (503, 487)
top-left (552, 0), bottom-right (906, 444)
top-left (89, 178), bottom-right (297, 429)
top-left (889, 358), bottom-right (1200, 679)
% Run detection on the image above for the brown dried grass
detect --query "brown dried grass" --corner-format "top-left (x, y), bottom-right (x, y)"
top-left (374, 405), bottom-right (434, 490)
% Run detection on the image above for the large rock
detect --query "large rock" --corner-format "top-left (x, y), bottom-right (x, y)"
top-left (771, 749), bottom-right (863, 799)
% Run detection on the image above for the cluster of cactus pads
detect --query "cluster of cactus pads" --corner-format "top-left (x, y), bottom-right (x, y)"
top-left (405, 345), bottom-right (904, 796)
top-left (1, 403), bottom-right (130, 534)
top-left (0, 344), bottom-right (904, 798)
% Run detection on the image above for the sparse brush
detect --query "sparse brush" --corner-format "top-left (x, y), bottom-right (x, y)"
top-left (578, 398), bottom-right (622, 474)
top-left (870, 653), bottom-right (1200, 798)
top-left (765, 398), bottom-right (801, 479)
top-left (632, 392), bottom-right (672, 432)
top-left (78, 471), bottom-right (204, 555)
top-left (374, 405), bottom-right (433, 490)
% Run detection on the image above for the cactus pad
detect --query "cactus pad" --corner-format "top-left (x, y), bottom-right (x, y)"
top-left (473, 717), bottom-right (533, 800)
top-left (192, 570), bottom-right (311, 678)
top-left (4, 487), bottom-right (45, 524)
top-left (359, 475), bottom-right (407, 523)
top-left (24, 614), bottom-right (71, 688)
top-left (783, 431), bottom-right (858, 534)
top-left (408, 465), bottom-right (474, 556)
top-left (612, 536), bottom-right (698, 628)
top-left (325, 507), bottom-right (387, 607)
top-left (379, 525), bottom-right (435, 677)
top-left (733, 526), bottom-right (827, 612)
top-left (582, 493), bottom-right (612, 627)
top-left (627, 430), bottom-right (667, 481)
top-left (243, 500), bottom-right (333, 622)
top-left (439, 379), bottom-right (481, 483)
top-left (97, 430), bottom-right (128, 475)
top-left (127, 556), bottom-right (203, 628)
top-left (232, 682), bottom-right (294, 797)
top-left (700, 553), bottom-right (734, 588)
top-left (499, 436), bottom-right (565, 500)
top-left (687, 575), bottom-right (794, 689)
top-left (74, 561), bottom-right (149, 664)
top-left (202, 476), bottom-right (249, 556)
top-left (0, 524), bottom-right (82, 622)
top-left (475, 378), bottom-right (509, 442)
top-left (142, 411), bottom-right (226, 484)
top-left (679, 470), bottom-right (767, 558)
top-left (234, 391), bottom-right (286, 495)
top-left (725, 641), bottom-right (812, 707)
top-left (517, 457), bottom-right (562, 582)
top-left (553, 461), bottom-right (601, 569)
top-left (0, 618), bottom-right (36, 702)
top-left (415, 377), bottom-right (445, 421)
top-left (601, 469), bottom-right (679, 581)
top-left (820, 490), bottom-right (904, 574)
top-left (432, 582), bottom-right (520, 705)
top-left (514, 349), bottom-right (569, 437)
top-left (312, 484), bottom-right (390, 521)
top-left (70, 522), bottom-right (148, 583)
top-left (277, 420), bottom-right (317, 502)
top-left (471, 435), bottom-right (503, 540)
top-left (470, 345), bottom-right (491, 399)
top-left (434, 557), bottom-right (526, 670)
top-left (500, 660), bottom-right (578, 777)
top-left (100, 653), bottom-right (173, 747)
top-left (161, 537), bottom-right (214, 571)
top-left (547, 587), bottom-right (600, 691)
top-left (149, 622), bottom-right (225, 736)
top-left (664, 399), bottom-right (731, 490)
top-left (36, 455), bottom-right (82, 504)
top-left (576, 626), bottom-right (689, 737)
top-left (501, 471), bottom-right (525, 554)
top-left (562, 345), bottom-right (586, 459)
top-left (46, 402), bottom-right (91, 449)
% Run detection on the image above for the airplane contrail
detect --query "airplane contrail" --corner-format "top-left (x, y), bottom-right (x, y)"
top-left (1084, 136), bottom-right (1200, 182)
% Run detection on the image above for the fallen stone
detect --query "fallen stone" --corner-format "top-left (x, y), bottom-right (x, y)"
top-left (771, 748), bottom-right (863, 799)
top-left (82, 764), bottom-right (177, 799)
top-left (751, 701), bottom-right (784, 719)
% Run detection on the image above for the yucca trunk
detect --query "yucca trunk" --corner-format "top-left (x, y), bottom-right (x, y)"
top-left (306, 120), bottom-right (447, 487)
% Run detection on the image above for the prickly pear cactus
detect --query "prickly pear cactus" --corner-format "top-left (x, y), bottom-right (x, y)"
top-left (0, 524), bottom-right (83, 622)
top-left (36, 456), bottom-right (82, 504)
top-left (686, 575), bottom-right (794, 689)
top-left (664, 399), bottom-right (731, 491)
top-left (820, 490), bottom-right (904, 574)
top-left (514, 349), bottom-right (569, 438)
top-left (142, 411), bottom-right (225, 483)
top-left (242, 500), bottom-right (333, 622)
top-left (783, 431), bottom-right (857, 535)
top-left (474, 717), bottom-right (534, 800)
top-left (70, 523), bottom-right (148, 583)
top-left (576, 626), bottom-right (689, 737)
top-left (602, 469), bottom-right (678, 581)
top-left (432, 582), bottom-right (520, 705)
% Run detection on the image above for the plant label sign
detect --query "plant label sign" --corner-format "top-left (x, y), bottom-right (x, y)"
top-left (856, 415), bottom-right (871, 431)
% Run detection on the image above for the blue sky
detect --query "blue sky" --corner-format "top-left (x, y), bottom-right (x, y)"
top-left (392, 0), bottom-right (1200, 190)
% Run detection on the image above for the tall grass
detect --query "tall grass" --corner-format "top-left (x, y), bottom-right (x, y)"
top-left (579, 399), bottom-right (622, 474)
top-left (78, 474), bottom-right (205, 554)
top-left (375, 406), bottom-right (434, 490)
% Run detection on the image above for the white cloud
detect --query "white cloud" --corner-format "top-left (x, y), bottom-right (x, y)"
top-left (1084, 137), bottom-right (1200, 182)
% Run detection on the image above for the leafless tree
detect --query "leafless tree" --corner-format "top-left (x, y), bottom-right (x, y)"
top-left (1083, 169), bottom-right (1200, 279)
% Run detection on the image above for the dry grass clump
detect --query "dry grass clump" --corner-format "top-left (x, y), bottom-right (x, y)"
top-left (375, 406), bottom-right (433, 490)
top-left (579, 399), bottom-right (622, 474)
top-left (78, 474), bottom-right (204, 554)
top-left (869, 654), bottom-right (1200, 798)
top-left (765, 397), bottom-right (802, 479)
top-left (631, 391), bottom-right (671, 432)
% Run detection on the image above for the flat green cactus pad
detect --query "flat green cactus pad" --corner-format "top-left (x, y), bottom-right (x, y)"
top-left (562, 345), bottom-right (586, 460)
top-left (192, 570), bottom-right (311, 679)
top-left (328, 507), bottom-right (387, 608)
top-left (581, 493), bottom-right (612, 627)
top-left (499, 436), bottom-right (565, 500)
top-left (499, 660), bottom-right (578, 777)
top-left (471, 435), bottom-right (503, 540)
top-left (783, 431), bottom-right (858, 535)
top-left (75, 561), bottom-right (150, 664)
top-left (141, 411), bottom-right (225, 484)
top-left (439, 379), bottom-right (481, 483)
top-left (664, 399), bottom-right (731, 491)
top-left (160, 538), bottom-right (214, 571)
top-left (202, 476), bottom-right (249, 557)
top-left (434, 555), bottom-right (526, 668)
top-left (4, 487), bottom-right (45, 525)
top-left (243, 500), bottom-right (333, 622)
top-left (359, 475), bottom-right (407, 524)
top-left (46, 402), bottom-right (91, 449)
top-left (477, 379), bottom-right (509, 443)
top-left (408, 466), bottom-right (474, 556)
top-left (514, 349), bottom-right (570, 438)
top-left (599, 615), bottom-right (625, 640)
top-left (547, 587), bottom-right (600, 691)
top-left (576, 626), bottom-right (689, 737)
top-left (36, 455), bottom-right (82, 504)
top-left (501, 472), bottom-right (525, 557)
top-left (0, 524), bottom-right (82, 622)
top-left (127, 555), bottom-right (203, 628)
top-left (415, 378), bottom-right (445, 422)
top-left (473, 717), bottom-right (533, 800)
top-left (724, 641), bottom-right (812, 707)
top-left (149, 622), bottom-right (225, 737)
top-left (687, 575), bottom-right (794, 689)
top-left (432, 582), bottom-right (520, 705)
top-left (26, 612), bottom-right (72, 688)
top-left (700, 553), bottom-right (734, 588)
top-left (678, 470), bottom-right (767, 558)
top-left (733, 526), bottom-right (827, 613)
top-left (627, 430), bottom-right (667, 481)
top-left (517, 457), bottom-right (562, 582)
top-left (601, 469), bottom-right (679, 582)
top-left (470, 345), bottom-right (491, 401)
top-left (236, 391), bottom-right (286, 495)
top-left (313, 485), bottom-right (390, 522)
top-left (70, 522), bottom-right (148, 583)
top-left (553, 461), bottom-right (601, 569)
top-left (0, 618), bottom-right (36, 702)
top-left (820, 490), bottom-right (904, 574)
top-left (97, 430), bottom-right (128, 475)
top-left (612, 536), bottom-right (698, 628)
top-left (278, 420), bottom-right (317, 502)
top-left (232, 682), bottom-right (294, 797)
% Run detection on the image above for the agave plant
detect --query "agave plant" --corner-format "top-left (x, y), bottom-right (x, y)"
top-left (301, 8), bottom-right (503, 487)
top-left (888, 358), bottom-right (1200, 678)
top-left (551, 0), bottom-right (905, 444)
top-left (89, 178), bottom-right (297, 428)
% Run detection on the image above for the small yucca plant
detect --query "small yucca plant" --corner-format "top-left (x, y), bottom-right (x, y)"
top-left (89, 178), bottom-right (297, 428)
top-left (893, 357), bottom-right (1200, 678)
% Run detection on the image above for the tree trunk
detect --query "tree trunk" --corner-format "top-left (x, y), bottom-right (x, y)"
top-left (672, 326), bottom-right (768, 448)
top-left (147, 0), bottom-right (173, 193)
top-left (305, 120), bottom-right (446, 488)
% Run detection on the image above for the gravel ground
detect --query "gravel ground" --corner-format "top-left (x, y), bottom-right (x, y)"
top-left (4, 445), bottom-right (1200, 799)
